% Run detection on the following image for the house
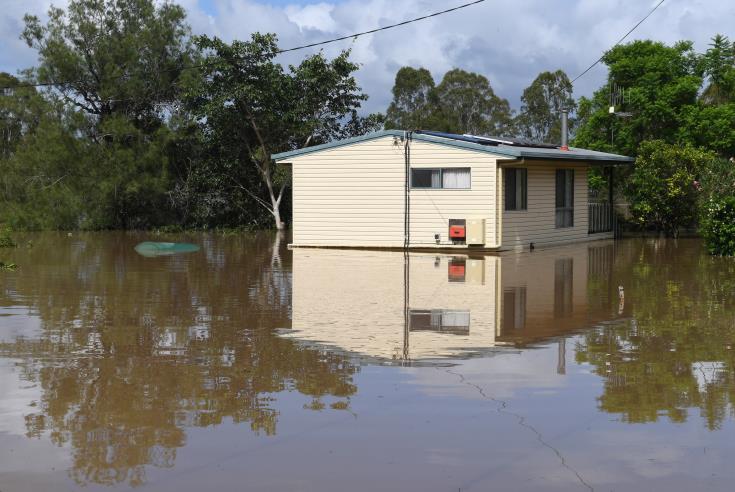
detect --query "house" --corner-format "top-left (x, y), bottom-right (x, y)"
top-left (271, 129), bottom-right (633, 251)
top-left (284, 242), bottom-right (627, 362)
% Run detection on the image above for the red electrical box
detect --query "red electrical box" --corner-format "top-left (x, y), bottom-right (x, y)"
top-left (449, 225), bottom-right (466, 238)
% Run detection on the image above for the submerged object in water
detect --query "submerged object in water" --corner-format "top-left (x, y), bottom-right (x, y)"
top-left (134, 241), bottom-right (200, 257)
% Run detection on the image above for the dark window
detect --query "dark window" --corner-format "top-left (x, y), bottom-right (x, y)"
top-left (505, 168), bottom-right (527, 211)
top-left (411, 168), bottom-right (471, 189)
top-left (555, 169), bottom-right (574, 228)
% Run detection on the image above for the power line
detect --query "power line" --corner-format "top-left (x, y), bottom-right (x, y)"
top-left (276, 0), bottom-right (486, 54)
top-left (0, 0), bottom-right (487, 90)
top-left (571, 0), bottom-right (668, 83)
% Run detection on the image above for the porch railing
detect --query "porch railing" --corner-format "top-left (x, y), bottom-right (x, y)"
top-left (588, 202), bottom-right (613, 234)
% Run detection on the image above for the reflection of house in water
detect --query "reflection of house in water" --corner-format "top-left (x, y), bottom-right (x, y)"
top-left (286, 242), bottom-right (622, 361)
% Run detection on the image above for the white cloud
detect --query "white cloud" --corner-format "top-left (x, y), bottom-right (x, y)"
top-left (2, 0), bottom-right (734, 114)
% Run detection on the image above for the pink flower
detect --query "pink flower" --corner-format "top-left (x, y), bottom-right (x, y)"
top-left (693, 180), bottom-right (701, 191)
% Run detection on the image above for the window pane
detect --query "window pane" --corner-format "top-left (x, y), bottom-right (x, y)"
top-left (505, 169), bottom-right (517, 210)
top-left (556, 170), bottom-right (565, 208)
top-left (505, 168), bottom-right (527, 210)
top-left (518, 169), bottom-right (527, 209)
top-left (442, 168), bottom-right (471, 189)
top-left (412, 169), bottom-right (438, 188)
top-left (566, 170), bottom-right (574, 207)
top-left (555, 169), bottom-right (574, 228)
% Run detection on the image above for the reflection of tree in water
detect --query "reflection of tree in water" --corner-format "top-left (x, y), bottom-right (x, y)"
top-left (576, 239), bottom-right (735, 430)
top-left (0, 232), bottom-right (358, 486)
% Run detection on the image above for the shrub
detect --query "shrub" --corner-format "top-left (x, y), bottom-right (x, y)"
top-left (700, 196), bottom-right (735, 255)
top-left (625, 141), bottom-right (716, 236)
top-left (698, 158), bottom-right (735, 255)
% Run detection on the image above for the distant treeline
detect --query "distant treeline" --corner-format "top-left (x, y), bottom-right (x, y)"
top-left (0, 0), bottom-right (734, 238)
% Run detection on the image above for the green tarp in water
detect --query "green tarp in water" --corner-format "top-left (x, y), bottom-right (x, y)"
top-left (134, 242), bottom-right (200, 258)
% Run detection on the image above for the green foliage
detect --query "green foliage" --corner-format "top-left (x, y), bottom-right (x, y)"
top-left (515, 70), bottom-right (576, 143)
top-left (0, 73), bottom-right (45, 159)
top-left (0, 111), bottom-right (88, 230)
top-left (1, 0), bottom-right (194, 230)
top-left (678, 103), bottom-right (735, 157)
top-left (625, 141), bottom-right (715, 236)
top-left (700, 196), bottom-right (735, 255)
top-left (587, 168), bottom-right (607, 194)
top-left (574, 40), bottom-right (702, 156)
top-left (701, 34), bottom-right (735, 105)
top-left (0, 261), bottom-right (16, 270)
top-left (698, 157), bottom-right (735, 255)
top-left (384, 66), bottom-right (513, 135)
top-left (21, 0), bottom-right (196, 127)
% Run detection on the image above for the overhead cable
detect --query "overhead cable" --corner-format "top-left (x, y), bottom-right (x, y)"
top-left (0, 0), bottom-right (487, 90)
top-left (571, 0), bottom-right (668, 83)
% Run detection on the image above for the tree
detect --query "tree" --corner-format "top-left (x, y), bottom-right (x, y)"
top-left (433, 68), bottom-right (514, 136)
top-left (0, 109), bottom-right (91, 230)
top-left (678, 103), bottom-right (735, 157)
top-left (0, 73), bottom-right (45, 159)
top-left (625, 140), bottom-right (715, 236)
top-left (12, 0), bottom-right (199, 229)
top-left (701, 34), bottom-right (735, 105)
top-left (515, 70), bottom-right (576, 143)
top-left (190, 34), bottom-right (374, 230)
top-left (574, 40), bottom-right (702, 156)
top-left (384, 66), bottom-right (513, 135)
top-left (21, 0), bottom-right (196, 131)
top-left (384, 67), bottom-right (437, 130)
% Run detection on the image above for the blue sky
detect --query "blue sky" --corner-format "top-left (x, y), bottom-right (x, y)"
top-left (2, 0), bottom-right (733, 114)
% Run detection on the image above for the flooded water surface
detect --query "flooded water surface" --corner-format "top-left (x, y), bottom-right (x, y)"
top-left (1, 233), bottom-right (735, 491)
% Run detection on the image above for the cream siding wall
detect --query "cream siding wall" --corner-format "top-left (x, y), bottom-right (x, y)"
top-left (288, 136), bottom-right (499, 248)
top-left (502, 162), bottom-right (594, 250)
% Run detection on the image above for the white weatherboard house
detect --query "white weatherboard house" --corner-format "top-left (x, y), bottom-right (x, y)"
top-left (271, 130), bottom-right (633, 251)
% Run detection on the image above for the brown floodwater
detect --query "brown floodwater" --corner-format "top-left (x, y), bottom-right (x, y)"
top-left (1, 232), bottom-right (734, 491)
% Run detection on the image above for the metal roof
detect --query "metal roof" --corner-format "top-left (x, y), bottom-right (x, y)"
top-left (271, 129), bottom-right (634, 164)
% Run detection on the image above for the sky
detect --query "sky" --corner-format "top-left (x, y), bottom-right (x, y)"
top-left (1, 0), bottom-right (733, 114)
